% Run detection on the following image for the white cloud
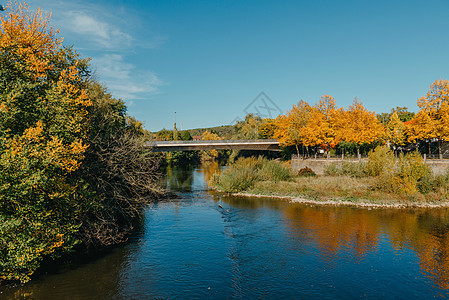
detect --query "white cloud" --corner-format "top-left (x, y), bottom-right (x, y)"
top-left (94, 54), bottom-right (163, 102)
top-left (33, 0), bottom-right (165, 103)
top-left (61, 11), bottom-right (133, 49)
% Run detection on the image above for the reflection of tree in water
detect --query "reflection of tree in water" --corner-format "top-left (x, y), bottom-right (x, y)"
top-left (385, 209), bottom-right (449, 290)
top-left (283, 205), bottom-right (449, 291)
top-left (201, 161), bottom-right (220, 185)
top-left (166, 165), bottom-right (195, 192)
top-left (2, 246), bottom-right (131, 299)
top-left (220, 194), bottom-right (285, 210)
top-left (282, 205), bottom-right (380, 259)
top-left (220, 194), bottom-right (449, 291)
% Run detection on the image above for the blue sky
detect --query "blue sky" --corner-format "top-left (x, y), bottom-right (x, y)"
top-left (32, 0), bottom-right (449, 131)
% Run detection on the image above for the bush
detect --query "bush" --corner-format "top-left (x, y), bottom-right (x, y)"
top-left (365, 145), bottom-right (395, 177)
top-left (259, 160), bottom-right (292, 182)
top-left (375, 151), bottom-right (431, 194)
top-left (324, 161), bottom-right (366, 177)
top-left (211, 157), bottom-right (292, 192)
top-left (215, 166), bottom-right (260, 192)
top-left (297, 167), bottom-right (316, 177)
top-left (417, 172), bottom-right (449, 194)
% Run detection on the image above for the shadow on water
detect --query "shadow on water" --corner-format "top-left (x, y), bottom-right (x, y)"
top-left (4, 163), bottom-right (449, 298)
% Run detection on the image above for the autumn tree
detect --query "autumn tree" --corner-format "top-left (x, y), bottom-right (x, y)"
top-left (301, 95), bottom-right (337, 156)
top-left (234, 113), bottom-right (262, 139)
top-left (385, 111), bottom-right (406, 155)
top-left (0, 3), bottom-right (91, 282)
top-left (333, 99), bottom-right (384, 157)
top-left (200, 130), bottom-right (221, 161)
top-left (0, 3), bottom-right (163, 282)
top-left (413, 79), bottom-right (449, 158)
top-left (406, 110), bottom-right (436, 155)
top-left (258, 118), bottom-right (277, 139)
top-left (274, 100), bottom-right (311, 156)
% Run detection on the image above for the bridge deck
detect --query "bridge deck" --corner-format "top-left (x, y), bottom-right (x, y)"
top-left (147, 139), bottom-right (280, 152)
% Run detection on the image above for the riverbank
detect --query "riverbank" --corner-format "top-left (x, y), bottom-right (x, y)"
top-left (212, 170), bottom-right (449, 209)
top-left (210, 152), bottom-right (449, 208)
top-left (217, 173), bottom-right (449, 208)
top-left (231, 191), bottom-right (449, 209)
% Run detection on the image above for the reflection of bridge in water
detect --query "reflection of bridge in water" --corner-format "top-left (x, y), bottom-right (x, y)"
top-left (147, 139), bottom-right (279, 152)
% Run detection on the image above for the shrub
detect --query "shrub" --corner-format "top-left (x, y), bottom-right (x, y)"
top-left (324, 162), bottom-right (340, 176)
top-left (365, 145), bottom-right (395, 177)
top-left (259, 159), bottom-right (292, 182)
top-left (297, 167), bottom-right (316, 177)
top-left (375, 151), bottom-right (431, 194)
top-left (417, 172), bottom-right (449, 194)
top-left (324, 161), bottom-right (366, 177)
top-left (211, 157), bottom-right (292, 192)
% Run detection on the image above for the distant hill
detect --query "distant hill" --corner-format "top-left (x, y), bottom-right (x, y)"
top-left (187, 125), bottom-right (236, 139)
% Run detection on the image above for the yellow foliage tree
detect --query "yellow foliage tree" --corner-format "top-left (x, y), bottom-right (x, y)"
top-left (274, 100), bottom-right (311, 156)
top-left (201, 130), bottom-right (221, 160)
top-left (413, 79), bottom-right (449, 158)
top-left (301, 95), bottom-right (337, 156)
top-left (333, 99), bottom-right (384, 156)
top-left (258, 118), bottom-right (277, 139)
top-left (406, 110), bottom-right (436, 156)
top-left (385, 111), bottom-right (406, 154)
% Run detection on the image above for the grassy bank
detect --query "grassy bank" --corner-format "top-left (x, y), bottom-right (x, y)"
top-left (209, 149), bottom-right (449, 207)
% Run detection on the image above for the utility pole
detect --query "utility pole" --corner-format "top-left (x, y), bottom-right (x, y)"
top-left (173, 112), bottom-right (178, 141)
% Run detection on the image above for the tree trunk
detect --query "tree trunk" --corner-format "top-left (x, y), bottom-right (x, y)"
top-left (429, 140), bottom-right (431, 156)
top-left (357, 145), bottom-right (360, 158)
top-left (295, 144), bottom-right (299, 157)
top-left (439, 139), bottom-right (442, 159)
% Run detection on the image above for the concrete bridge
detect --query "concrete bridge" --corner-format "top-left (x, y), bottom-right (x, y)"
top-left (147, 139), bottom-right (280, 152)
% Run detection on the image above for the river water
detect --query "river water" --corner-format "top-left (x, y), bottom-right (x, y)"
top-left (3, 163), bottom-right (449, 298)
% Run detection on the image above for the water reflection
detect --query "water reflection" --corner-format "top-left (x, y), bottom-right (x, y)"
top-left (3, 164), bottom-right (449, 298)
top-left (220, 194), bottom-right (449, 292)
top-left (0, 246), bottom-right (131, 299)
top-left (201, 161), bottom-right (221, 184)
top-left (165, 165), bottom-right (195, 191)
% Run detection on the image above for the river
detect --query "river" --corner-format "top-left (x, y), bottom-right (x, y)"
top-left (2, 162), bottom-right (449, 298)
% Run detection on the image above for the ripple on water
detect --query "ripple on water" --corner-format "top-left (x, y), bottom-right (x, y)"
top-left (3, 166), bottom-right (449, 298)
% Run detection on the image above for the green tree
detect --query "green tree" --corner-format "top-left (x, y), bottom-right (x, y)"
top-left (0, 3), bottom-right (162, 282)
top-left (180, 130), bottom-right (193, 141)
top-left (0, 3), bottom-right (91, 282)
top-left (234, 113), bottom-right (263, 139)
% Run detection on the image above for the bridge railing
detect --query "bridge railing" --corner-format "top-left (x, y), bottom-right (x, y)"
top-left (147, 139), bottom-right (278, 145)
top-left (146, 139), bottom-right (280, 152)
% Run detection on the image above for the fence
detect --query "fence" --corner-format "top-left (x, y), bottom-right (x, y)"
top-left (291, 153), bottom-right (449, 161)
top-left (291, 153), bottom-right (449, 175)
top-left (291, 154), bottom-right (368, 161)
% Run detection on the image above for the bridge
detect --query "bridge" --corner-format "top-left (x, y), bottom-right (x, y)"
top-left (146, 139), bottom-right (280, 152)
